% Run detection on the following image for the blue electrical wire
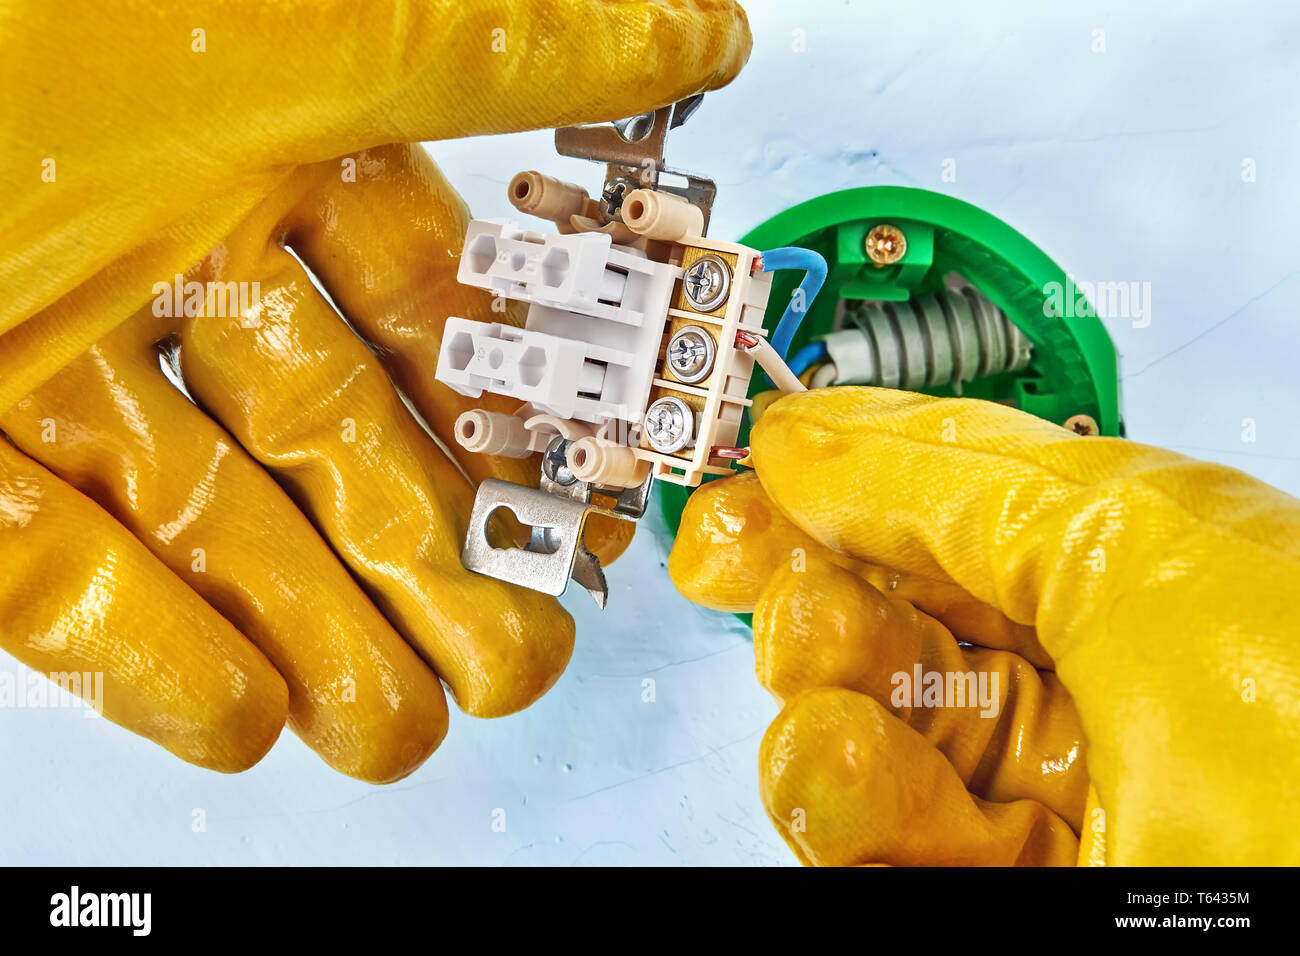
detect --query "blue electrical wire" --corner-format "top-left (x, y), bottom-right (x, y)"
top-left (788, 341), bottom-right (828, 377)
top-left (761, 246), bottom-right (828, 362)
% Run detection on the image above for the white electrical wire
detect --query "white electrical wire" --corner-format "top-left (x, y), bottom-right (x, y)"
top-left (810, 363), bottom-right (838, 388)
top-left (739, 333), bottom-right (807, 395)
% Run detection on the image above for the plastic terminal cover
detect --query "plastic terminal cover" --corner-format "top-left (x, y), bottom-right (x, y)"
top-left (436, 219), bottom-right (682, 425)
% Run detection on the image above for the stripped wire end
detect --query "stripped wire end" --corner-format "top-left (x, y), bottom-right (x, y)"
top-left (710, 445), bottom-right (750, 460)
top-left (734, 329), bottom-right (805, 395)
top-left (712, 444), bottom-right (754, 469)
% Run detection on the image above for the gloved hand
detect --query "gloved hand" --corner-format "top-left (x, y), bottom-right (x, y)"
top-left (0, 0), bottom-right (751, 782)
top-left (671, 387), bottom-right (1300, 865)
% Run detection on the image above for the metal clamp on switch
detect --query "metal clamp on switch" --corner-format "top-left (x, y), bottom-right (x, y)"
top-left (555, 95), bottom-right (717, 232)
top-left (461, 436), bottom-right (653, 608)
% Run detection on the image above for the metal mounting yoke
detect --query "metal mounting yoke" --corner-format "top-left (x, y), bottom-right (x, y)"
top-left (555, 95), bottom-right (717, 232)
top-left (462, 464), bottom-right (654, 609)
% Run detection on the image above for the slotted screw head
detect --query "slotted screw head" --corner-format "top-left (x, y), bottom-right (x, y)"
top-left (666, 325), bottom-right (716, 384)
top-left (864, 223), bottom-right (907, 266)
top-left (683, 254), bottom-right (731, 312)
top-left (542, 435), bottom-right (578, 485)
top-left (1064, 414), bottom-right (1099, 436)
top-left (601, 177), bottom-right (636, 219)
top-left (644, 396), bottom-right (694, 454)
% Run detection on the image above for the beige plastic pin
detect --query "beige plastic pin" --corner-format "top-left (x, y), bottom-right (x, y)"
top-left (621, 188), bottom-right (705, 242)
top-left (566, 437), bottom-right (650, 489)
top-left (454, 409), bottom-right (534, 458)
top-left (507, 171), bottom-right (593, 229)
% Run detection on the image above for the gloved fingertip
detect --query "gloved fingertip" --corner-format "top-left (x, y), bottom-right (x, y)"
top-left (753, 555), bottom-right (921, 707)
top-left (760, 687), bottom-right (1078, 866)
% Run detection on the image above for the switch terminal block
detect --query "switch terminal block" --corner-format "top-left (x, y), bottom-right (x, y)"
top-left (438, 214), bottom-right (773, 488)
top-left (434, 99), bottom-right (798, 607)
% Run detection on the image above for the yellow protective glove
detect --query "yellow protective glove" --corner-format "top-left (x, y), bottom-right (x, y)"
top-left (671, 387), bottom-right (1300, 866)
top-left (0, 1), bottom-right (751, 781)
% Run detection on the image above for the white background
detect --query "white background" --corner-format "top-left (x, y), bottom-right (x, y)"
top-left (3, 0), bottom-right (1298, 865)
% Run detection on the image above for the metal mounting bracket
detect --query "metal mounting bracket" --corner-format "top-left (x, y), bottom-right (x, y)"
top-left (461, 438), bottom-right (654, 608)
top-left (555, 94), bottom-right (717, 233)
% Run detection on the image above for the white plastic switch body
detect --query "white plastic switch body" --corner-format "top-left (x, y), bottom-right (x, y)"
top-left (437, 219), bottom-right (681, 425)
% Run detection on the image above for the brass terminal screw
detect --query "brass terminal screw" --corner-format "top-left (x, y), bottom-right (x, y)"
top-left (865, 223), bottom-right (907, 266)
top-left (1065, 414), bottom-right (1099, 436)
